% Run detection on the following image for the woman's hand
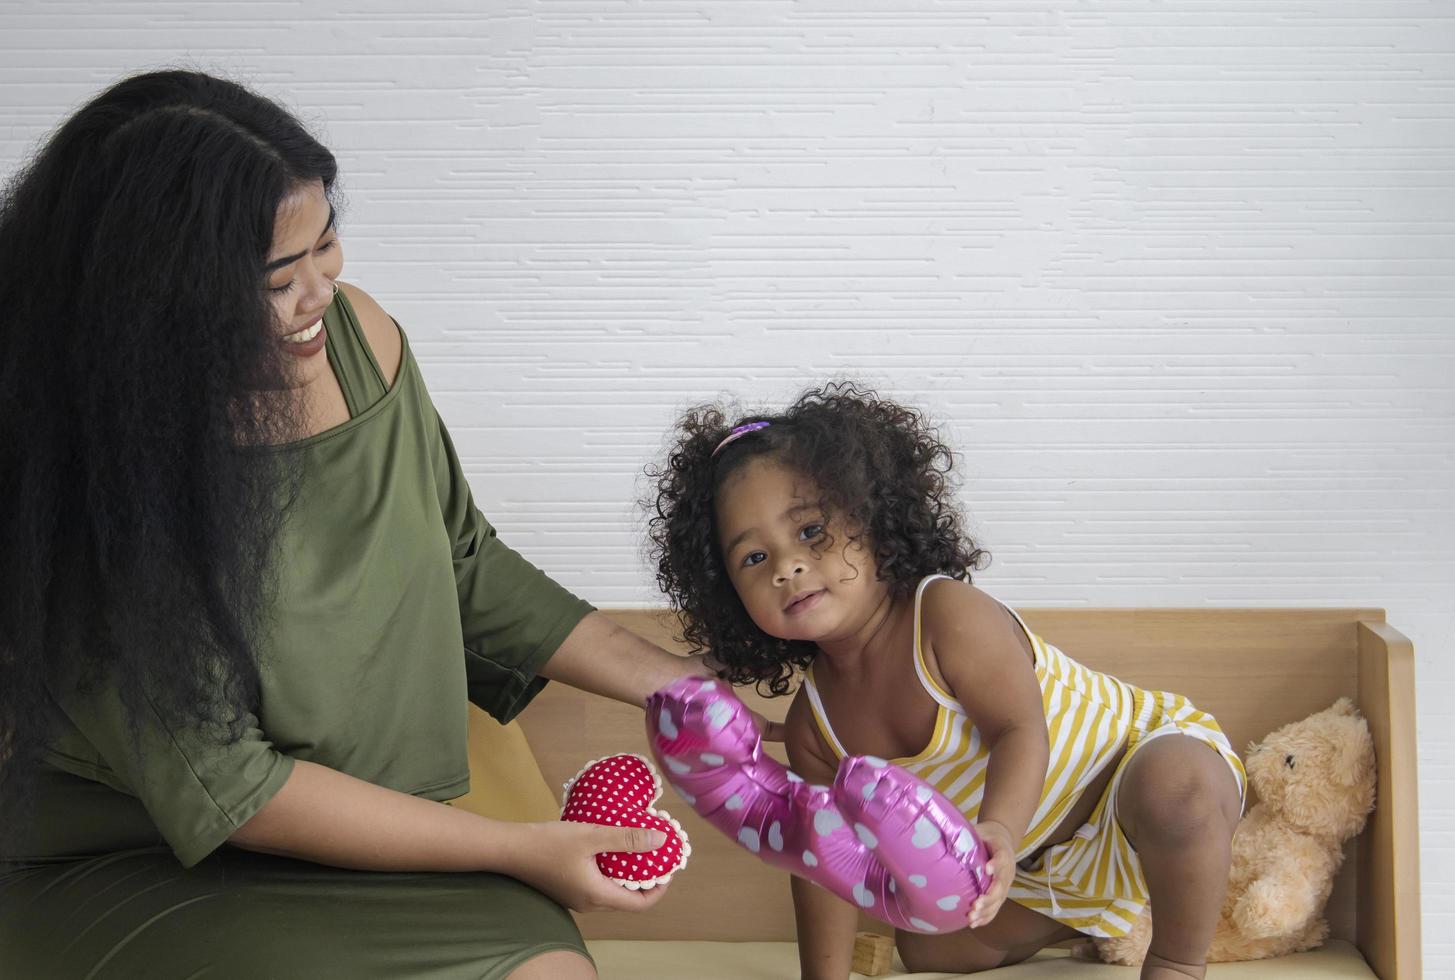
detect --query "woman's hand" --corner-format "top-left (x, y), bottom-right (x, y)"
top-left (745, 704), bottom-right (786, 742)
top-left (690, 654), bottom-right (787, 742)
top-left (502, 821), bottom-right (674, 913)
top-left (967, 819), bottom-right (1017, 929)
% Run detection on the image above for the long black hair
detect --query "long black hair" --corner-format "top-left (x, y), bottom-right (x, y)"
top-left (647, 382), bottom-right (989, 696)
top-left (0, 70), bottom-right (337, 844)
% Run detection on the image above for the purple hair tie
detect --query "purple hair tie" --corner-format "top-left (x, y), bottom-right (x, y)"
top-left (712, 421), bottom-right (770, 457)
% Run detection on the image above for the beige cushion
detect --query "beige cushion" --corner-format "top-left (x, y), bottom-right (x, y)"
top-left (446, 704), bottom-right (561, 823)
top-left (585, 939), bottom-right (1375, 979)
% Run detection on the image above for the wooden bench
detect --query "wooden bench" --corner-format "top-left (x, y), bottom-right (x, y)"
top-left (478, 608), bottom-right (1420, 978)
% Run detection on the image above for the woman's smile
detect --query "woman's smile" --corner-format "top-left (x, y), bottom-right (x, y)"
top-left (280, 314), bottom-right (327, 358)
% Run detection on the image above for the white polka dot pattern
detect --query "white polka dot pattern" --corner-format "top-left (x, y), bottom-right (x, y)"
top-left (647, 676), bottom-right (991, 933)
top-left (560, 753), bottom-right (691, 890)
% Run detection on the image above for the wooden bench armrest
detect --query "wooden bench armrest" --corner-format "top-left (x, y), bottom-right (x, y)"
top-left (1355, 620), bottom-right (1421, 980)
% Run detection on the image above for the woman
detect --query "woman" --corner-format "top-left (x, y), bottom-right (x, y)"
top-left (0, 69), bottom-right (745, 979)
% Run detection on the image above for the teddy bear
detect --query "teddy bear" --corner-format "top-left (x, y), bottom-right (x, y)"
top-left (1094, 698), bottom-right (1376, 966)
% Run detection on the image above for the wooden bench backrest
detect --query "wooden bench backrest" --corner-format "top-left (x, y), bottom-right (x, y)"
top-left (517, 607), bottom-right (1419, 978)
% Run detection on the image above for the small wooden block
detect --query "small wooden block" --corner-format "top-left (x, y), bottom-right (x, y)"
top-left (851, 931), bottom-right (895, 977)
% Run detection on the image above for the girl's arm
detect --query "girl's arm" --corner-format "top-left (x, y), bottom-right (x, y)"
top-left (784, 691), bottom-right (862, 980)
top-left (229, 758), bottom-right (669, 914)
top-left (921, 580), bottom-right (1050, 927)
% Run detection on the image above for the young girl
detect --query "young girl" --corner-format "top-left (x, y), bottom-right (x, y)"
top-left (647, 383), bottom-right (1247, 980)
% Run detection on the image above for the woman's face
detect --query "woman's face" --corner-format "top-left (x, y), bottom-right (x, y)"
top-left (264, 179), bottom-right (343, 389)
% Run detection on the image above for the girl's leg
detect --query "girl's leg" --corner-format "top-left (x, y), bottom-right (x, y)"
top-left (1115, 734), bottom-right (1242, 980)
top-left (896, 899), bottom-right (1079, 973)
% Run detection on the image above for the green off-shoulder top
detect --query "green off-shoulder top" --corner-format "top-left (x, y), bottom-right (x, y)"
top-left (28, 290), bottom-right (593, 868)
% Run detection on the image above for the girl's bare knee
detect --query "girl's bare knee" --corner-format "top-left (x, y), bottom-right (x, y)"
top-left (897, 903), bottom-right (1072, 974)
top-left (897, 933), bottom-right (1007, 974)
top-left (1119, 739), bottom-right (1241, 846)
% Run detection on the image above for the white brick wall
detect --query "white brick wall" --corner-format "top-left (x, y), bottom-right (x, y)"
top-left (4, 1), bottom-right (1451, 968)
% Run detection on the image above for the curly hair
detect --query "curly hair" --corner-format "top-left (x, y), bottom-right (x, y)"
top-left (647, 382), bottom-right (989, 697)
top-left (0, 70), bottom-right (335, 849)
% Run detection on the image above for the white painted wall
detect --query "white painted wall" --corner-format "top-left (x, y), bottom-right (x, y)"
top-left (3, 0), bottom-right (1450, 968)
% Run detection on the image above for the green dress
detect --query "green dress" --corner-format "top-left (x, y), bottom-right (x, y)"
top-left (0, 292), bottom-right (596, 979)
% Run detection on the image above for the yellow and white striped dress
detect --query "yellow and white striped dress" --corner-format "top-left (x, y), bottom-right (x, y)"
top-left (802, 574), bottom-right (1246, 938)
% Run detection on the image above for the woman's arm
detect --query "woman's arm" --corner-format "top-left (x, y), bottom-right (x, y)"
top-left (225, 615), bottom-right (772, 912)
top-left (337, 285), bottom-right (780, 739)
top-left (541, 610), bottom-right (787, 740)
top-left (229, 758), bottom-right (668, 913)
top-left (537, 610), bottom-right (707, 708)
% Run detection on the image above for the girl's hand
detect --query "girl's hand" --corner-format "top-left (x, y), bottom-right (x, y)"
top-left (967, 820), bottom-right (1017, 929)
top-left (503, 821), bottom-right (673, 913)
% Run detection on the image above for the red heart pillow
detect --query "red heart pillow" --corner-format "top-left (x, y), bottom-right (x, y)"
top-left (561, 753), bottom-right (690, 889)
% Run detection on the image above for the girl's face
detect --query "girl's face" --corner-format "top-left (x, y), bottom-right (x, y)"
top-left (263, 179), bottom-right (343, 390)
top-left (715, 457), bottom-right (887, 644)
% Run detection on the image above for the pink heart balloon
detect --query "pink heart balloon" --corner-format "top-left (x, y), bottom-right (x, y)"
top-left (646, 675), bottom-right (991, 934)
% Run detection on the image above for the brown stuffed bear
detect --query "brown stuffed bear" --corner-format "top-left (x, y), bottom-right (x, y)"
top-left (1094, 698), bottom-right (1376, 965)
